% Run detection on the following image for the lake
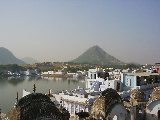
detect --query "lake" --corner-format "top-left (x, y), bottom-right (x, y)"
top-left (0, 76), bottom-right (85, 114)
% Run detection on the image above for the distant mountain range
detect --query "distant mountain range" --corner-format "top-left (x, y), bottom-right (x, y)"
top-left (0, 47), bottom-right (26, 65)
top-left (21, 57), bottom-right (39, 65)
top-left (70, 45), bottom-right (124, 65)
top-left (0, 46), bottom-right (124, 66)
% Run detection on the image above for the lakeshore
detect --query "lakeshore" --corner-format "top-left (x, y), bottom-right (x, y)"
top-left (1, 65), bottom-right (160, 119)
top-left (0, 76), bottom-right (85, 114)
top-left (41, 74), bottom-right (86, 78)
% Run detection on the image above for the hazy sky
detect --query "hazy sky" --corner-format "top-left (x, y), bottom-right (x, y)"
top-left (0, 0), bottom-right (160, 65)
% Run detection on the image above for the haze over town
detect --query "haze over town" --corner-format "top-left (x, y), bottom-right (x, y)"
top-left (0, 0), bottom-right (160, 65)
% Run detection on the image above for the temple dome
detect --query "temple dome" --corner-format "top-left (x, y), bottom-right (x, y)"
top-left (6, 93), bottom-right (70, 120)
top-left (147, 86), bottom-right (160, 106)
top-left (90, 88), bottom-right (122, 119)
top-left (130, 88), bottom-right (145, 105)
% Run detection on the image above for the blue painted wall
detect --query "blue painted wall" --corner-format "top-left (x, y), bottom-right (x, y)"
top-left (123, 74), bottom-right (135, 88)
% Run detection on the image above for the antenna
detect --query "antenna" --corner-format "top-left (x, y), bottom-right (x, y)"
top-left (33, 84), bottom-right (36, 93)
top-left (16, 92), bottom-right (19, 101)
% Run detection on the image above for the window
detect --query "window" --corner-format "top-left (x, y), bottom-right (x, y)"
top-left (71, 105), bottom-right (74, 114)
top-left (108, 82), bottom-right (110, 87)
top-left (127, 79), bottom-right (131, 86)
top-left (94, 74), bottom-right (96, 79)
top-left (158, 110), bottom-right (160, 119)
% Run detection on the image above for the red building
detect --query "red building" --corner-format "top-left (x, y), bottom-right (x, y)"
top-left (155, 63), bottom-right (160, 74)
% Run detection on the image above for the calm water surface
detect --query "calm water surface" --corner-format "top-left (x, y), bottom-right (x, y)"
top-left (0, 76), bottom-right (85, 114)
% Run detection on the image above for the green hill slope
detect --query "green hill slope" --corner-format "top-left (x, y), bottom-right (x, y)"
top-left (21, 57), bottom-right (39, 65)
top-left (0, 47), bottom-right (26, 65)
top-left (70, 45), bottom-right (124, 65)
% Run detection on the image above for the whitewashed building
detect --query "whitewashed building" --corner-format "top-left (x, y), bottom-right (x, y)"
top-left (41, 70), bottom-right (65, 75)
top-left (86, 68), bottom-right (121, 92)
top-left (20, 69), bottom-right (38, 75)
top-left (51, 88), bottom-right (99, 117)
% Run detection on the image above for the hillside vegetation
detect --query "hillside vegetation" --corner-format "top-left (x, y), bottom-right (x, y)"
top-left (70, 45), bottom-right (124, 65)
top-left (0, 47), bottom-right (26, 65)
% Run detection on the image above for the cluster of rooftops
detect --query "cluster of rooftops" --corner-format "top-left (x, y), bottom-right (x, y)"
top-left (1, 85), bottom-right (160, 120)
top-left (1, 66), bottom-right (160, 120)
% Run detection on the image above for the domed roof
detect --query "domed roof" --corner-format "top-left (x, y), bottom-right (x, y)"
top-left (130, 88), bottom-right (145, 104)
top-left (90, 88), bottom-right (122, 119)
top-left (147, 86), bottom-right (160, 106)
top-left (6, 93), bottom-right (70, 120)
